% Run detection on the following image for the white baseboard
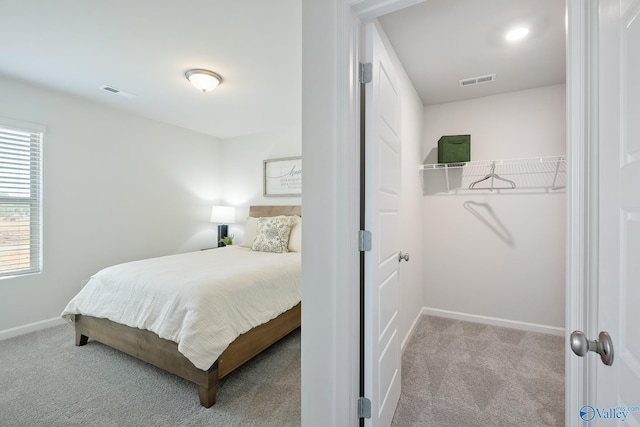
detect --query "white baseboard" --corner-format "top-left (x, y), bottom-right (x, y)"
top-left (400, 309), bottom-right (424, 353)
top-left (0, 317), bottom-right (67, 341)
top-left (422, 307), bottom-right (565, 336)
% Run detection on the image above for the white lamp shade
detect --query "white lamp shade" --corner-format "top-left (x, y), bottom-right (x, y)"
top-left (210, 206), bottom-right (235, 224)
top-left (186, 69), bottom-right (222, 92)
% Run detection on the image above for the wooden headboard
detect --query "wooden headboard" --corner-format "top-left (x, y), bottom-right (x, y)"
top-left (249, 205), bottom-right (301, 217)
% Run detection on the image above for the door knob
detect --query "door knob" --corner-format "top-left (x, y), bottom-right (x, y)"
top-left (570, 330), bottom-right (614, 366)
top-left (398, 252), bottom-right (410, 262)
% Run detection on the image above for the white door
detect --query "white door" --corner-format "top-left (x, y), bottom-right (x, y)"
top-left (575, 0), bottom-right (640, 424)
top-left (364, 22), bottom-right (402, 427)
top-left (597, 0), bottom-right (640, 420)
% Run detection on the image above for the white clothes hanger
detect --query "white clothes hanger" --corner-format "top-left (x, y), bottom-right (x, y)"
top-left (468, 162), bottom-right (516, 190)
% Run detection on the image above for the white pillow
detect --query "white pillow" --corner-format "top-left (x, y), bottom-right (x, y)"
top-left (288, 216), bottom-right (302, 252)
top-left (240, 217), bottom-right (258, 248)
top-left (251, 216), bottom-right (296, 253)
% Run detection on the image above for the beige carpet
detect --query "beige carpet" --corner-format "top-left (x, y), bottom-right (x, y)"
top-left (391, 316), bottom-right (565, 426)
top-left (0, 324), bottom-right (300, 427)
top-left (1, 316), bottom-right (565, 427)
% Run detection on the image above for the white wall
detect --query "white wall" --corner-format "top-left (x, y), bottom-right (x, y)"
top-left (375, 22), bottom-right (425, 349)
top-left (422, 84), bottom-right (566, 331)
top-left (221, 127), bottom-right (301, 243)
top-left (0, 76), bottom-right (223, 334)
top-left (301, 1), bottom-right (361, 424)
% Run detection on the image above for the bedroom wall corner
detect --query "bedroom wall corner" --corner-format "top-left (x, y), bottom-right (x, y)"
top-left (0, 76), bottom-right (224, 335)
top-left (220, 126), bottom-right (302, 242)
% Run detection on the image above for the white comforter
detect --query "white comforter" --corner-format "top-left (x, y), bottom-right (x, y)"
top-left (61, 246), bottom-right (301, 370)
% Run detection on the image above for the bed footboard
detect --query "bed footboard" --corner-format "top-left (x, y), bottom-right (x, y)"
top-left (73, 314), bottom-right (220, 407)
top-left (72, 302), bottom-right (301, 407)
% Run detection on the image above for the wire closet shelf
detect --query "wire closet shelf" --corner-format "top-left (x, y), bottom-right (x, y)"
top-left (419, 156), bottom-right (566, 193)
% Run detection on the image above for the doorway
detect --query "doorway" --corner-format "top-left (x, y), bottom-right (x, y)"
top-left (300, 1), bottom-right (592, 426)
top-left (362, 0), bottom-right (567, 424)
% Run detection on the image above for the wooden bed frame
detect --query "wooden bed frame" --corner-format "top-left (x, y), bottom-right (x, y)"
top-left (73, 205), bottom-right (301, 408)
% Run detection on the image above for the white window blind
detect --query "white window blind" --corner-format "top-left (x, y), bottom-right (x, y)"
top-left (0, 123), bottom-right (42, 278)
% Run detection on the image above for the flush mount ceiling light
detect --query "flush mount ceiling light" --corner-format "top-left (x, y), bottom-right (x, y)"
top-left (185, 69), bottom-right (222, 92)
top-left (505, 27), bottom-right (530, 42)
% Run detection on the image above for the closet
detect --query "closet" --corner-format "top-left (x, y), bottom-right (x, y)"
top-left (377, 0), bottom-right (567, 335)
top-left (418, 85), bottom-right (567, 333)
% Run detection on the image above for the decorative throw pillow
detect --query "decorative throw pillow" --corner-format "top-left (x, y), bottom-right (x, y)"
top-left (240, 216), bottom-right (258, 248)
top-left (251, 216), bottom-right (296, 253)
top-left (288, 216), bottom-right (302, 252)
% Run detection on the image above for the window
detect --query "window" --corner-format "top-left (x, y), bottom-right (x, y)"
top-left (0, 120), bottom-right (42, 278)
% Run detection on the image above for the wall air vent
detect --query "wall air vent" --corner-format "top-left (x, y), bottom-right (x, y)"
top-left (459, 73), bottom-right (496, 87)
top-left (99, 85), bottom-right (136, 99)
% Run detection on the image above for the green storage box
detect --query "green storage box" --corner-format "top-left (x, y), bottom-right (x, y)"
top-left (438, 135), bottom-right (470, 164)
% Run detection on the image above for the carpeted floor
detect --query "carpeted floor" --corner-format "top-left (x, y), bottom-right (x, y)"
top-left (391, 315), bottom-right (565, 426)
top-left (1, 316), bottom-right (564, 427)
top-left (0, 324), bottom-right (301, 427)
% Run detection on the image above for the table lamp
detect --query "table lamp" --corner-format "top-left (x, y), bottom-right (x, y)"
top-left (210, 206), bottom-right (235, 247)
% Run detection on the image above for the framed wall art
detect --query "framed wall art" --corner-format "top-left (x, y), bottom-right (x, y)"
top-left (263, 156), bottom-right (302, 197)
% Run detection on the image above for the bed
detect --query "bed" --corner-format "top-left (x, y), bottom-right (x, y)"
top-left (61, 205), bottom-right (301, 407)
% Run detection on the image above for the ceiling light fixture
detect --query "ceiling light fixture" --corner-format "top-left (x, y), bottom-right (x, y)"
top-left (185, 69), bottom-right (222, 92)
top-left (505, 27), bottom-right (529, 42)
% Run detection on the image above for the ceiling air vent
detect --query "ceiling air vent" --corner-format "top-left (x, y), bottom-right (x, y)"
top-left (459, 73), bottom-right (496, 87)
top-left (99, 85), bottom-right (136, 99)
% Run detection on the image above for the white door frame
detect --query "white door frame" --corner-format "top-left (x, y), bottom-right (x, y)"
top-left (565, 1), bottom-right (597, 425)
top-left (301, 1), bottom-right (592, 425)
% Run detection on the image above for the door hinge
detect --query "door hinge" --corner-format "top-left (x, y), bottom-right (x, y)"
top-left (360, 62), bottom-right (372, 84)
top-left (358, 396), bottom-right (372, 419)
top-left (358, 396), bottom-right (371, 418)
top-left (358, 230), bottom-right (372, 252)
